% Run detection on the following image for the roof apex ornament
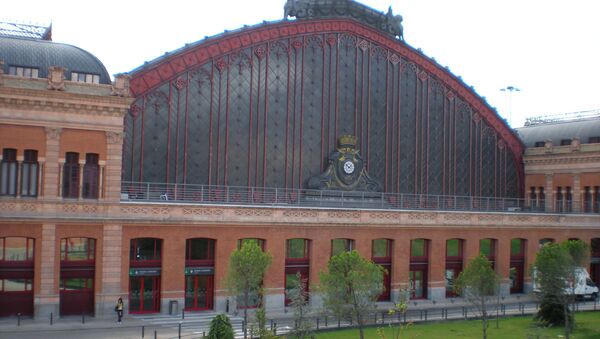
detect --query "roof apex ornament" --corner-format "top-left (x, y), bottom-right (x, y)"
top-left (284, 0), bottom-right (404, 40)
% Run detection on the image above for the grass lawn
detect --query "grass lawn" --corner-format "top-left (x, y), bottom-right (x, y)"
top-left (313, 311), bottom-right (600, 338)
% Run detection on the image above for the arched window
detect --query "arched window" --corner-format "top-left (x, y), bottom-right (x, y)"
top-left (285, 238), bottom-right (310, 306)
top-left (331, 238), bottom-right (354, 257)
top-left (372, 239), bottom-right (392, 301)
top-left (82, 153), bottom-right (99, 199)
top-left (129, 238), bottom-right (162, 314)
top-left (409, 239), bottom-right (429, 299)
top-left (21, 150), bottom-right (39, 197)
top-left (185, 238), bottom-right (215, 311)
top-left (0, 148), bottom-right (18, 196)
top-left (480, 238), bottom-right (497, 270)
top-left (238, 238), bottom-right (265, 251)
top-left (60, 238), bottom-right (95, 316)
top-left (62, 152), bottom-right (80, 198)
top-left (510, 238), bottom-right (526, 294)
top-left (0, 237), bottom-right (35, 317)
top-left (445, 239), bottom-right (464, 297)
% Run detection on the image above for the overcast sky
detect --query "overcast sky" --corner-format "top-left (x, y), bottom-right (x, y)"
top-left (3, 0), bottom-right (600, 127)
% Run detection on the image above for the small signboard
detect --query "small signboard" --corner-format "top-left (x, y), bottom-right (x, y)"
top-left (129, 268), bottom-right (161, 276)
top-left (185, 267), bottom-right (214, 276)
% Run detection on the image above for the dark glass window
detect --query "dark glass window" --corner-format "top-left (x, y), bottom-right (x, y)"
top-left (130, 238), bottom-right (162, 262)
top-left (1, 148), bottom-right (18, 196)
top-left (82, 153), bottom-right (99, 199)
top-left (0, 237), bottom-right (34, 261)
top-left (411, 239), bottom-right (428, 258)
top-left (534, 141), bottom-right (545, 147)
top-left (0, 278), bottom-right (33, 291)
top-left (331, 238), bottom-right (353, 256)
top-left (560, 139), bottom-right (571, 146)
top-left (60, 238), bottom-right (95, 261)
top-left (587, 136), bottom-right (600, 144)
top-left (480, 239), bottom-right (496, 259)
top-left (60, 278), bottom-right (93, 291)
top-left (8, 66), bottom-right (39, 78)
top-left (238, 238), bottom-right (265, 251)
top-left (186, 238), bottom-right (215, 261)
top-left (372, 239), bottom-right (391, 259)
top-left (71, 72), bottom-right (100, 84)
top-left (446, 239), bottom-right (462, 257)
top-left (21, 150), bottom-right (38, 197)
top-left (539, 238), bottom-right (554, 248)
top-left (511, 239), bottom-right (524, 257)
top-left (286, 239), bottom-right (309, 259)
top-left (62, 152), bottom-right (80, 198)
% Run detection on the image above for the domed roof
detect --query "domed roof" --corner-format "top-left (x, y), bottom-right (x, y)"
top-left (516, 116), bottom-right (600, 147)
top-left (0, 36), bottom-right (111, 84)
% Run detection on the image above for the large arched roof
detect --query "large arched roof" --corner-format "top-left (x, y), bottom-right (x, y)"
top-left (129, 18), bottom-right (524, 160)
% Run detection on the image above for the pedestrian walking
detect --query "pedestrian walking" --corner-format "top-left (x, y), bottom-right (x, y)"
top-left (115, 297), bottom-right (124, 323)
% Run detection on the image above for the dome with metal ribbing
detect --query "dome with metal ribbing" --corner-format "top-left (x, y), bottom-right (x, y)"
top-left (0, 36), bottom-right (111, 84)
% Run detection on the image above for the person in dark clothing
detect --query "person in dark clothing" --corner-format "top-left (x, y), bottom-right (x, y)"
top-left (115, 297), bottom-right (124, 323)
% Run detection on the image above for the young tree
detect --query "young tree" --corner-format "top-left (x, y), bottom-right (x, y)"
top-left (287, 272), bottom-right (312, 339)
top-left (454, 255), bottom-right (500, 339)
top-left (561, 240), bottom-right (590, 336)
top-left (319, 250), bottom-right (384, 339)
top-left (208, 314), bottom-right (234, 339)
top-left (533, 242), bottom-right (571, 336)
top-left (226, 241), bottom-right (272, 339)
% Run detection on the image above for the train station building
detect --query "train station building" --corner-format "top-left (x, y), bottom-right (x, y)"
top-left (1, 0), bottom-right (599, 319)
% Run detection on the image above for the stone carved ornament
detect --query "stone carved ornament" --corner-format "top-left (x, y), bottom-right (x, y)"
top-left (307, 135), bottom-right (383, 192)
top-left (284, 0), bottom-right (404, 40)
top-left (47, 66), bottom-right (65, 91)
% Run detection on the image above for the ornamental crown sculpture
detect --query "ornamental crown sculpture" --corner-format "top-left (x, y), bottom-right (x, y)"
top-left (338, 134), bottom-right (357, 148)
top-left (284, 0), bottom-right (404, 40)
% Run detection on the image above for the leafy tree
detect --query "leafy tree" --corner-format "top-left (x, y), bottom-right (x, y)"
top-left (319, 250), bottom-right (384, 339)
top-left (454, 255), bottom-right (500, 339)
top-left (533, 242), bottom-right (572, 336)
top-left (226, 241), bottom-right (272, 339)
top-left (251, 305), bottom-right (276, 339)
top-left (208, 313), bottom-right (234, 339)
top-left (562, 240), bottom-right (590, 336)
top-left (287, 272), bottom-right (313, 339)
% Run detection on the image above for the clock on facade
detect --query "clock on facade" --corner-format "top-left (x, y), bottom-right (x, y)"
top-left (343, 160), bottom-right (355, 174)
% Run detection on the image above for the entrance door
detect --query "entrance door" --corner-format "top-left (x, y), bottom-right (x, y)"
top-left (510, 263), bottom-right (524, 293)
top-left (129, 276), bottom-right (161, 313)
top-left (185, 275), bottom-right (214, 310)
top-left (409, 269), bottom-right (427, 299)
top-left (60, 278), bottom-right (94, 315)
top-left (445, 267), bottom-right (461, 297)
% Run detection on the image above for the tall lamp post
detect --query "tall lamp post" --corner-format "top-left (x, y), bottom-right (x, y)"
top-left (500, 86), bottom-right (520, 127)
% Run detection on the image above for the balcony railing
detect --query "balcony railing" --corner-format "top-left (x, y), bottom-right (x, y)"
top-left (120, 181), bottom-right (596, 214)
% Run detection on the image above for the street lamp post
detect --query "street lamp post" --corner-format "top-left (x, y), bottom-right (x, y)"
top-left (500, 86), bottom-right (520, 127)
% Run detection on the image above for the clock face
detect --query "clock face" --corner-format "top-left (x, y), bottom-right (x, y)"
top-left (343, 160), bottom-right (355, 174)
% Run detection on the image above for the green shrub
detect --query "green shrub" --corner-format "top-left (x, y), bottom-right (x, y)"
top-left (208, 313), bottom-right (234, 339)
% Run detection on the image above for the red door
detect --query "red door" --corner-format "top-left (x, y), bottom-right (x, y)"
top-left (184, 275), bottom-right (214, 311)
top-left (60, 278), bottom-right (94, 315)
top-left (129, 276), bottom-right (161, 313)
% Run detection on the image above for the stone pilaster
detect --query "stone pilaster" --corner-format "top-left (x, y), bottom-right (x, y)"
top-left (43, 127), bottom-right (61, 199)
top-left (391, 237), bottom-right (410, 301)
top-left (496, 238), bottom-right (511, 296)
top-left (544, 174), bottom-right (553, 212)
top-left (35, 224), bottom-right (58, 319)
top-left (105, 131), bottom-right (124, 202)
top-left (97, 224), bottom-right (124, 316)
top-left (572, 174), bottom-right (581, 212)
top-left (428, 237), bottom-right (446, 300)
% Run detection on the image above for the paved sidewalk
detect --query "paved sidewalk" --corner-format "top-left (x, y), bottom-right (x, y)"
top-left (2, 294), bottom-right (597, 339)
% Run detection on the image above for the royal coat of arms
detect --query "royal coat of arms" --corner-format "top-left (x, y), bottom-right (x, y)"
top-left (307, 135), bottom-right (382, 192)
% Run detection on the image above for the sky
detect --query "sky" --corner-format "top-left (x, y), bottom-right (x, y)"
top-left (3, 0), bottom-right (600, 128)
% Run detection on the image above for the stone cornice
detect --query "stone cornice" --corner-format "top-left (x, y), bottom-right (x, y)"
top-left (0, 85), bottom-right (132, 118)
top-left (1, 199), bottom-right (599, 229)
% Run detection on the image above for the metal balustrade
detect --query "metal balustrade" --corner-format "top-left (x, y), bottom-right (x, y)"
top-left (118, 181), bottom-right (598, 214)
